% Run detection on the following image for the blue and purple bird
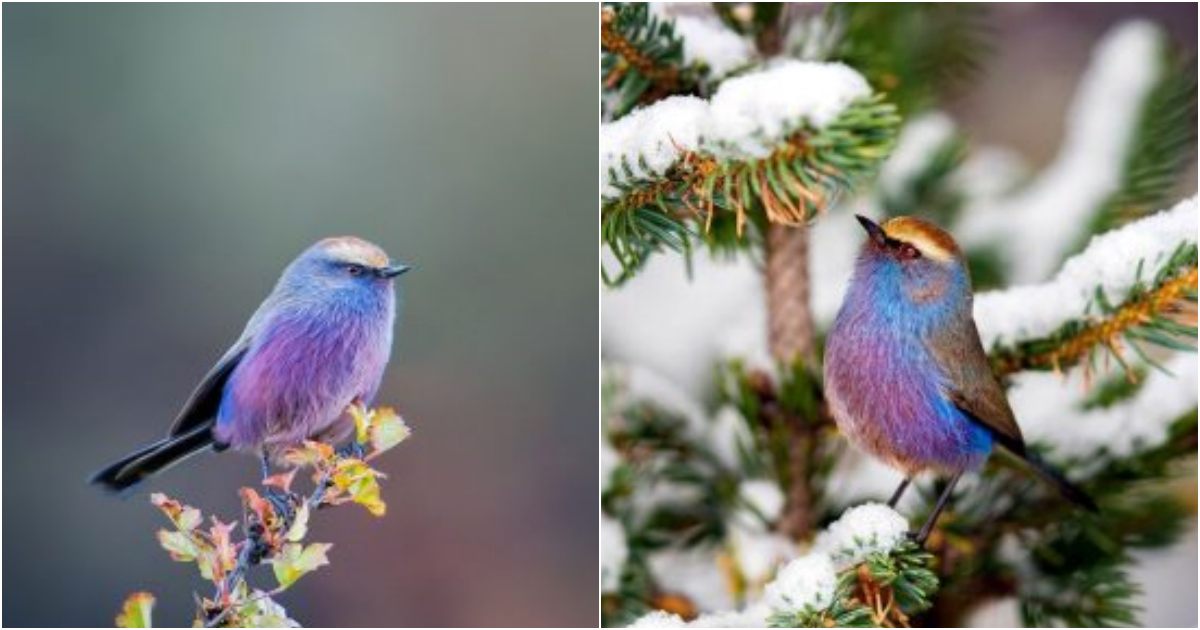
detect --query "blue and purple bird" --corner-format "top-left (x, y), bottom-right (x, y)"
top-left (92, 236), bottom-right (410, 493)
top-left (824, 215), bottom-right (1095, 542)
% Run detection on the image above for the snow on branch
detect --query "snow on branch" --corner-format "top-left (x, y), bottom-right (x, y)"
top-left (660, 6), bottom-right (756, 80)
top-left (977, 196), bottom-right (1196, 362)
top-left (600, 60), bottom-right (898, 285)
top-left (626, 503), bottom-right (935, 628)
top-left (957, 21), bottom-right (1166, 282)
top-left (601, 60), bottom-right (873, 197)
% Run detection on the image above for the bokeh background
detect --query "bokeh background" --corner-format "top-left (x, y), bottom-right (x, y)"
top-left (4, 4), bottom-right (595, 626)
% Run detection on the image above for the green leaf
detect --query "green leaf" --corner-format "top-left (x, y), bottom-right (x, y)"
top-left (116, 592), bottom-right (154, 628)
top-left (272, 542), bottom-right (332, 590)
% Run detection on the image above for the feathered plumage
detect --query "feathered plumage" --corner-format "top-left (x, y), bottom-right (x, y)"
top-left (91, 237), bottom-right (408, 493)
top-left (825, 215), bottom-right (1096, 522)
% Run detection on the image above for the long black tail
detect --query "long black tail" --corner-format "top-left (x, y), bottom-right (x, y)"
top-left (90, 425), bottom-right (215, 494)
top-left (1020, 448), bottom-right (1099, 512)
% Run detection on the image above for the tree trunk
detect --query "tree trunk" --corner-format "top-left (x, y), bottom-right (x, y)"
top-left (765, 223), bottom-right (818, 541)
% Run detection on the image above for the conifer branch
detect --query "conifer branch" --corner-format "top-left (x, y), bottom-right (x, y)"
top-left (601, 95), bottom-right (899, 285)
top-left (601, 4), bottom-right (702, 119)
top-left (990, 245), bottom-right (1197, 379)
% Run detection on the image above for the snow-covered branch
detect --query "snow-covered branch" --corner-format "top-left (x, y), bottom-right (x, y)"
top-left (975, 196), bottom-right (1196, 349)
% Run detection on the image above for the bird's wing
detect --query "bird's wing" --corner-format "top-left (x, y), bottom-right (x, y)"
top-left (166, 341), bottom-right (249, 437)
top-left (926, 309), bottom-right (1026, 454)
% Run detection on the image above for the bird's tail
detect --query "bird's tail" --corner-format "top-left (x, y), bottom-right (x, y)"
top-left (1020, 448), bottom-right (1099, 512)
top-left (90, 425), bottom-right (214, 494)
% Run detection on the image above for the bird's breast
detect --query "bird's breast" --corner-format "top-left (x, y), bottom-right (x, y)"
top-left (824, 306), bottom-right (990, 474)
top-left (215, 303), bottom-right (394, 450)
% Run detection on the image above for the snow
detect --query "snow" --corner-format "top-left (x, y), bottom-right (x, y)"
top-left (601, 96), bottom-right (711, 198)
top-left (706, 61), bottom-right (871, 157)
top-left (672, 14), bottom-right (755, 78)
top-left (614, 363), bottom-right (711, 438)
top-left (738, 479), bottom-right (786, 523)
top-left (956, 21), bottom-right (1165, 282)
top-left (602, 438), bottom-right (621, 489)
top-left (602, 61), bottom-right (872, 197)
top-left (974, 196), bottom-right (1197, 349)
top-left (688, 603), bottom-right (770, 628)
top-left (762, 552), bottom-right (838, 613)
top-left (602, 515), bottom-right (629, 592)
top-left (728, 523), bottom-right (797, 588)
top-left (629, 610), bottom-right (688, 628)
top-left (1010, 352), bottom-right (1198, 460)
top-left (708, 405), bottom-right (754, 470)
top-left (602, 253), bottom-right (763, 400)
top-left (649, 547), bottom-right (737, 612)
top-left (813, 503), bottom-right (910, 569)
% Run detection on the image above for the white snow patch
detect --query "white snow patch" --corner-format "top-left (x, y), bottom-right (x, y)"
top-left (602, 61), bottom-right (872, 196)
top-left (629, 610), bottom-right (688, 628)
top-left (957, 21), bottom-right (1165, 282)
top-left (814, 503), bottom-right (910, 569)
top-left (762, 552), bottom-right (838, 613)
top-left (974, 196), bottom-right (1197, 349)
top-left (1011, 352), bottom-right (1198, 459)
top-left (602, 515), bottom-right (629, 592)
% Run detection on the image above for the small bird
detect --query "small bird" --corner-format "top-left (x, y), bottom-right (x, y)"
top-left (92, 236), bottom-right (410, 493)
top-left (824, 215), bottom-right (1096, 542)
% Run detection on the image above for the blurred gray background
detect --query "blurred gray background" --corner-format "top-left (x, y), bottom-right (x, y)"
top-left (4, 4), bottom-right (595, 627)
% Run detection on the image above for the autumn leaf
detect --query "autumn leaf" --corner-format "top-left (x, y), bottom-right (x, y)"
top-left (368, 407), bottom-right (411, 454)
top-left (282, 440), bottom-right (335, 468)
top-left (201, 517), bottom-right (238, 583)
top-left (116, 591), bottom-right (155, 628)
top-left (157, 530), bottom-right (203, 563)
top-left (331, 459), bottom-right (387, 516)
top-left (271, 542), bottom-right (332, 589)
top-left (350, 403), bottom-right (372, 445)
top-left (150, 493), bottom-right (202, 532)
top-left (262, 469), bottom-right (297, 493)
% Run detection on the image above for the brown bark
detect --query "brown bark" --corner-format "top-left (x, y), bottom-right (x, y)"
top-left (766, 224), bottom-right (816, 365)
top-left (765, 223), bottom-right (820, 541)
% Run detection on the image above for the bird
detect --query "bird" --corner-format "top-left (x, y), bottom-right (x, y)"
top-left (91, 236), bottom-right (410, 493)
top-left (823, 215), bottom-right (1096, 543)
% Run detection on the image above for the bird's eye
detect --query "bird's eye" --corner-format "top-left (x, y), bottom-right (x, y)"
top-left (898, 244), bottom-right (921, 260)
top-left (346, 264), bottom-right (365, 276)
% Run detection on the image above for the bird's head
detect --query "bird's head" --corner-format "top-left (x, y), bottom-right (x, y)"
top-left (852, 215), bottom-right (969, 307)
top-left (285, 236), bottom-right (412, 295)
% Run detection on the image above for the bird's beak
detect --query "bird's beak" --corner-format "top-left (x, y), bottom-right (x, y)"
top-left (855, 215), bottom-right (887, 246)
top-left (376, 263), bottom-right (413, 278)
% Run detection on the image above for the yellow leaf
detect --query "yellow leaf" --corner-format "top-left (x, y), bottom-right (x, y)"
top-left (350, 404), bottom-right (372, 445)
top-left (116, 591), bottom-right (154, 628)
top-left (150, 493), bottom-right (201, 531)
top-left (285, 503), bottom-right (310, 542)
top-left (331, 460), bottom-right (387, 517)
top-left (369, 408), bottom-right (411, 454)
top-left (271, 542), bottom-right (332, 589)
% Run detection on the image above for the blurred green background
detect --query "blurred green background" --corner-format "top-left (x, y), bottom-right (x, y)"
top-left (4, 3), bottom-right (595, 626)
